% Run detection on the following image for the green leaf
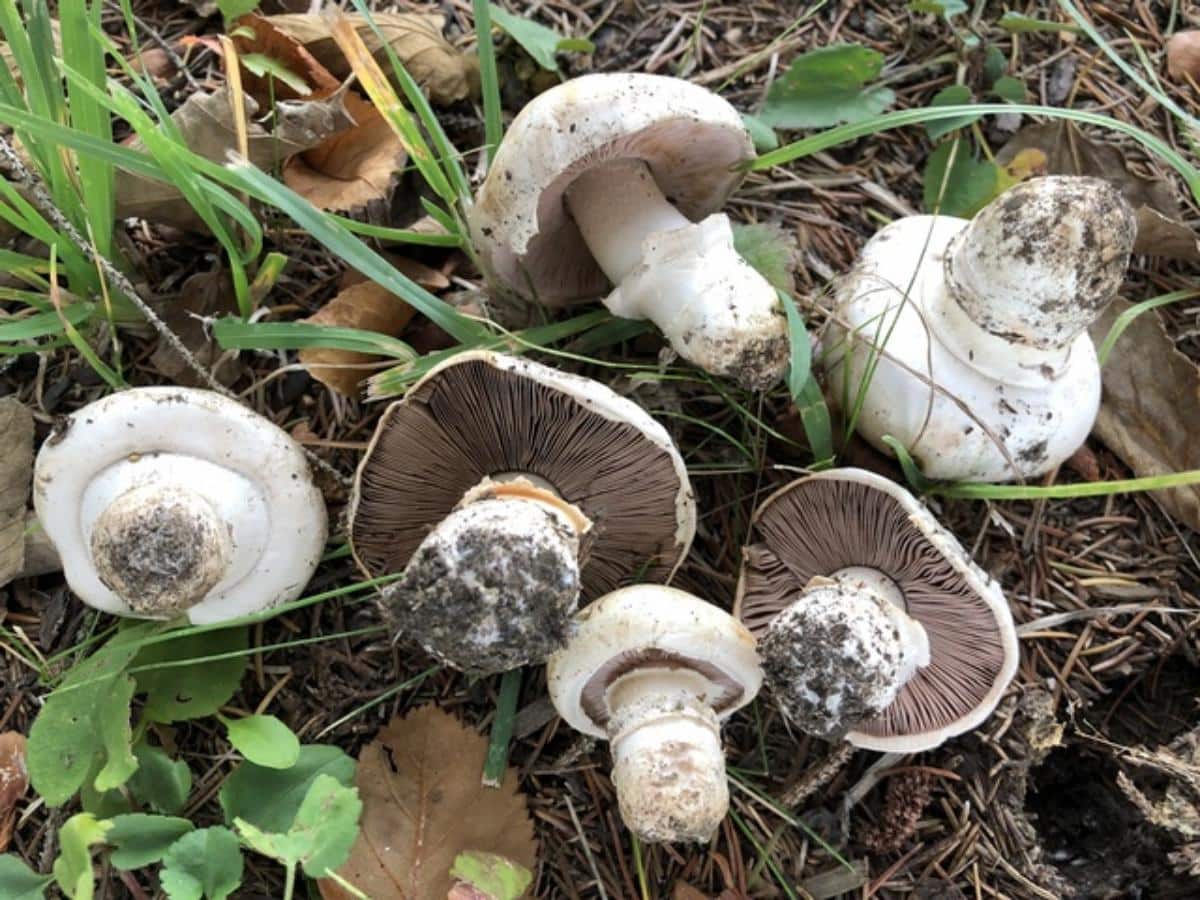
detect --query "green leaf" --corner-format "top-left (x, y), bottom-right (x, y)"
top-left (997, 12), bottom-right (1082, 34)
top-left (733, 223), bottom-right (797, 292)
top-left (760, 44), bottom-right (896, 130)
top-left (922, 139), bottom-right (1000, 218)
top-left (450, 851), bottom-right (533, 900)
top-left (107, 815), bottom-right (194, 870)
top-left (487, 4), bottom-right (592, 71)
top-left (220, 744), bottom-right (356, 833)
top-left (992, 75), bottom-right (1027, 103)
top-left (925, 85), bottom-right (979, 140)
top-left (239, 53), bottom-right (311, 96)
top-left (778, 291), bottom-right (812, 402)
top-left (94, 674), bottom-right (138, 791)
top-left (127, 744), bottom-right (192, 816)
top-left (51, 814), bottom-right (112, 900)
top-left (982, 45), bottom-right (1007, 86)
top-left (27, 623), bottom-right (160, 806)
top-left (133, 627), bottom-right (248, 723)
top-left (159, 827), bottom-right (243, 900)
top-left (234, 775), bottom-right (362, 878)
top-left (80, 762), bottom-right (132, 819)
top-left (741, 113), bottom-right (780, 152)
top-left (217, 0), bottom-right (259, 19)
top-left (0, 855), bottom-right (53, 900)
top-left (909, 0), bottom-right (967, 15)
top-left (222, 715), bottom-right (300, 770)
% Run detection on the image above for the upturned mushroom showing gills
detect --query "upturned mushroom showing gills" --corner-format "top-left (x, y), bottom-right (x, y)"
top-left (348, 351), bottom-right (695, 675)
top-left (736, 468), bottom-right (1018, 752)
top-left (468, 72), bottom-right (789, 389)
top-left (33, 387), bottom-right (328, 624)
top-left (547, 585), bottom-right (762, 843)
top-left (826, 175), bottom-right (1136, 482)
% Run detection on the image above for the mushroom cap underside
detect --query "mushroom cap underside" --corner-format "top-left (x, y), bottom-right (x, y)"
top-left (33, 386), bottom-right (327, 623)
top-left (348, 351), bottom-right (695, 598)
top-left (735, 468), bottom-right (1018, 752)
top-left (469, 72), bottom-right (755, 305)
top-left (547, 584), bottom-right (763, 739)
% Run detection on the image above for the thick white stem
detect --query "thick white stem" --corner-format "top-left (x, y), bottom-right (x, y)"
top-left (605, 670), bottom-right (729, 843)
top-left (830, 567), bottom-right (930, 680)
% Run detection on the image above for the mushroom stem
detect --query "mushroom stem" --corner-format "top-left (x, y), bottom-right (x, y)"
top-left (391, 478), bottom-right (592, 674)
top-left (564, 159), bottom-right (788, 389)
top-left (90, 484), bottom-right (233, 616)
top-left (605, 670), bottom-right (730, 843)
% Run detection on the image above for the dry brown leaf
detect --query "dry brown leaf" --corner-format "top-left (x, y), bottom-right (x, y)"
top-left (299, 278), bottom-right (422, 397)
top-left (233, 13), bottom-right (341, 104)
top-left (0, 397), bottom-right (33, 587)
top-left (1167, 31), bottom-right (1200, 82)
top-left (1090, 300), bottom-right (1200, 531)
top-left (283, 92), bottom-right (407, 211)
top-left (268, 13), bottom-right (479, 105)
top-left (997, 120), bottom-right (1199, 261)
top-left (672, 884), bottom-right (711, 900)
top-left (318, 706), bottom-right (536, 900)
top-left (129, 46), bottom-right (177, 80)
top-left (0, 732), bottom-right (28, 852)
top-left (115, 87), bottom-right (349, 230)
top-left (150, 269), bottom-right (244, 387)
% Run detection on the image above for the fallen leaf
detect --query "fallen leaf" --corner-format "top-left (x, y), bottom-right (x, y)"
top-left (0, 733), bottom-right (28, 852)
top-left (115, 87), bottom-right (348, 229)
top-left (760, 44), bottom-right (895, 130)
top-left (299, 278), bottom-right (422, 396)
top-left (129, 46), bottom-right (178, 80)
top-left (149, 268), bottom-right (244, 387)
top-left (672, 884), bottom-right (710, 900)
top-left (1090, 300), bottom-right (1200, 530)
top-left (1167, 31), bottom-right (1200, 82)
top-left (318, 706), bottom-right (536, 900)
top-left (283, 93), bottom-right (408, 211)
top-left (267, 13), bottom-right (479, 105)
top-left (448, 851), bottom-right (532, 900)
top-left (232, 13), bottom-right (341, 104)
top-left (996, 120), bottom-right (1199, 261)
top-left (0, 397), bottom-right (33, 587)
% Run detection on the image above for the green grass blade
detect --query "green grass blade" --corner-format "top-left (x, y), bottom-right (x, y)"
top-left (212, 319), bottom-right (416, 360)
top-left (1097, 289), bottom-right (1200, 366)
top-left (472, 0), bottom-right (504, 166)
top-left (0, 304), bottom-right (93, 340)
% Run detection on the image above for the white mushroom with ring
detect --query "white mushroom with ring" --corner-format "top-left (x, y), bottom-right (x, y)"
top-left (348, 351), bottom-right (695, 675)
top-left (469, 72), bottom-right (790, 389)
top-left (547, 585), bottom-right (762, 844)
top-left (33, 387), bottom-right (328, 624)
top-left (736, 468), bottom-right (1018, 752)
top-left (826, 175), bottom-right (1136, 482)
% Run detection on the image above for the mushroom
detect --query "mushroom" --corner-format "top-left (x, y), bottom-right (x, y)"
top-left (33, 387), bottom-right (328, 623)
top-left (469, 72), bottom-right (789, 389)
top-left (348, 351), bottom-right (694, 675)
top-left (547, 585), bottom-right (762, 843)
top-left (735, 468), bottom-right (1018, 752)
top-left (825, 175), bottom-right (1136, 482)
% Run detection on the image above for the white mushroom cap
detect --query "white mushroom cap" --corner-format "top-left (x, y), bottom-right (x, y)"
top-left (33, 387), bottom-right (327, 623)
top-left (946, 176), bottom-right (1136, 351)
top-left (547, 585), bottom-right (762, 843)
top-left (469, 73), bottom-right (754, 306)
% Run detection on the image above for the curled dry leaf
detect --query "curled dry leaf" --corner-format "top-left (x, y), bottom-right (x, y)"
top-left (299, 261), bottom-right (448, 396)
top-left (267, 13), bottom-right (480, 105)
top-left (1167, 31), bottom-right (1200, 82)
top-left (283, 93), bottom-right (408, 212)
top-left (115, 87), bottom-right (349, 230)
top-left (150, 268), bottom-right (244, 387)
top-left (0, 396), bottom-right (34, 587)
top-left (232, 13), bottom-right (341, 104)
top-left (997, 120), bottom-right (1199, 261)
top-left (0, 732), bottom-right (29, 852)
top-left (1090, 300), bottom-right (1200, 531)
top-left (317, 706), bottom-right (536, 900)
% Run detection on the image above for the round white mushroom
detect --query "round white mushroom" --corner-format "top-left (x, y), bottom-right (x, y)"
top-left (826, 176), bottom-right (1136, 481)
top-left (33, 387), bottom-right (328, 623)
top-left (737, 468), bottom-right (1018, 752)
top-left (469, 73), bottom-right (789, 389)
top-left (349, 352), bottom-right (695, 675)
top-left (547, 585), bottom-right (762, 843)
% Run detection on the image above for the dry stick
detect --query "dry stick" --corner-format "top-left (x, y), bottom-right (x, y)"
top-left (779, 740), bottom-right (855, 808)
top-left (0, 135), bottom-right (351, 487)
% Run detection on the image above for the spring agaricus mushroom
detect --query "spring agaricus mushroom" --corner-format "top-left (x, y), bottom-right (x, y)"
top-left (468, 73), bottom-right (789, 389)
top-left (547, 585), bottom-right (762, 843)
top-left (33, 387), bottom-right (327, 624)
top-left (348, 351), bottom-right (695, 675)
top-left (826, 175), bottom-right (1136, 482)
top-left (735, 468), bottom-right (1017, 752)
